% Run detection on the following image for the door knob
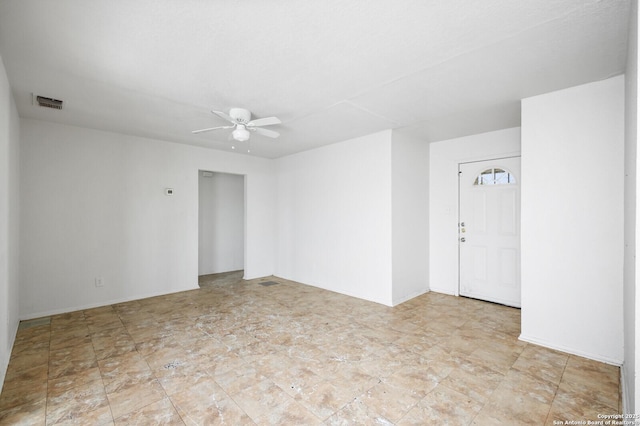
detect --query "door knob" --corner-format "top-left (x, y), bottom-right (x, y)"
top-left (460, 237), bottom-right (466, 242)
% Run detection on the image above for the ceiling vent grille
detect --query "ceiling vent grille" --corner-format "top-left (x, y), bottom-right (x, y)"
top-left (36, 96), bottom-right (63, 110)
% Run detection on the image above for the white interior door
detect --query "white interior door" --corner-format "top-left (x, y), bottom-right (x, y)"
top-left (459, 157), bottom-right (521, 307)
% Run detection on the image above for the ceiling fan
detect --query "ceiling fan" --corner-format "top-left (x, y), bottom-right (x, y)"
top-left (192, 108), bottom-right (281, 142)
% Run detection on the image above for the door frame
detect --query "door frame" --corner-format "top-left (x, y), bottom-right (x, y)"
top-left (197, 169), bottom-right (247, 278)
top-left (457, 155), bottom-right (522, 301)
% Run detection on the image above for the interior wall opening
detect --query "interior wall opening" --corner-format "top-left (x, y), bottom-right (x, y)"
top-left (198, 170), bottom-right (246, 287)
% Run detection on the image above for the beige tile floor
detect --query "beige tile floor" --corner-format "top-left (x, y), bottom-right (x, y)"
top-left (0, 273), bottom-right (621, 425)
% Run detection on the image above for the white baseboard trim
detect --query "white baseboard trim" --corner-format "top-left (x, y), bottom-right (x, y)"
top-left (0, 317), bottom-right (19, 396)
top-left (243, 273), bottom-right (274, 280)
top-left (621, 363), bottom-right (631, 415)
top-left (0, 363), bottom-right (5, 397)
top-left (519, 333), bottom-right (623, 366)
top-left (429, 287), bottom-right (458, 297)
top-left (392, 288), bottom-right (429, 306)
top-left (19, 285), bottom-right (200, 321)
top-left (272, 274), bottom-right (393, 307)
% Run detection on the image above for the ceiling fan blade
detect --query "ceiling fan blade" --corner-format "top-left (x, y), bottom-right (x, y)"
top-left (251, 127), bottom-right (280, 138)
top-left (211, 110), bottom-right (237, 124)
top-left (191, 125), bottom-right (234, 134)
top-left (247, 116), bottom-right (281, 127)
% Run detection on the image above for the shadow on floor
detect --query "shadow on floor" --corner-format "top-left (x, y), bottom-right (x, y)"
top-left (198, 270), bottom-right (244, 288)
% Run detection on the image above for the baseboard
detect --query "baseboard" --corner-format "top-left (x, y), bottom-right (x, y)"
top-left (0, 316), bottom-right (19, 396)
top-left (243, 273), bottom-right (275, 281)
top-left (0, 359), bottom-right (5, 397)
top-left (429, 287), bottom-right (458, 297)
top-left (392, 288), bottom-right (429, 306)
top-left (19, 285), bottom-right (200, 321)
top-left (519, 333), bottom-right (623, 366)
top-left (621, 363), bottom-right (631, 415)
top-left (272, 274), bottom-right (393, 307)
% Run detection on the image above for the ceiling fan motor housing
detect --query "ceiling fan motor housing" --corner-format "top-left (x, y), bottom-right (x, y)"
top-left (229, 108), bottom-right (251, 124)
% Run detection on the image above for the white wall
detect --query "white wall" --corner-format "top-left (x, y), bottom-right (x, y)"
top-left (0, 56), bottom-right (20, 393)
top-left (19, 119), bottom-right (275, 319)
top-left (429, 128), bottom-right (521, 295)
top-left (521, 76), bottom-right (625, 364)
top-left (391, 130), bottom-right (430, 305)
top-left (198, 171), bottom-right (244, 275)
top-left (275, 130), bottom-right (393, 306)
top-left (624, 0), bottom-right (639, 412)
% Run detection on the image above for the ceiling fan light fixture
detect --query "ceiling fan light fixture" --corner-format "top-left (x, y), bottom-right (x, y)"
top-left (191, 108), bottom-right (280, 144)
top-left (232, 125), bottom-right (250, 141)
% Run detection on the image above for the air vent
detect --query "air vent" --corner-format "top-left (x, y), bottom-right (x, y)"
top-left (36, 95), bottom-right (63, 110)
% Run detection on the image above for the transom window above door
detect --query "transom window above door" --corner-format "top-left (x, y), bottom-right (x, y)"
top-left (473, 168), bottom-right (516, 186)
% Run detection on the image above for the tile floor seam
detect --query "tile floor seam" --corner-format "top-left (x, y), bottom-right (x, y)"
top-left (219, 378), bottom-right (265, 423)
top-left (320, 390), bottom-right (358, 422)
top-left (212, 375), bottom-right (239, 412)
top-left (88, 334), bottom-right (114, 426)
top-left (546, 348), bottom-right (571, 423)
top-left (280, 386), bottom-right (327, 425)
top-left (44, 324), bottom-right (52, 426)
top-left (166, 396), bottom-right (188, 426)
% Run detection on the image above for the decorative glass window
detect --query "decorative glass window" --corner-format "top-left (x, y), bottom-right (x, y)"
top-left (473, 168), bottom-right (516, 186)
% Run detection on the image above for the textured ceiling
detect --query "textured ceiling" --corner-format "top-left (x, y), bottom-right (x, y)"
top-left (0, 0), bottom-right (630, 158)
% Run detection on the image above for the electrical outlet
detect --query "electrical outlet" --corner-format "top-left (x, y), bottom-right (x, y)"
top-left (95, 277), bottom-right (104, 287)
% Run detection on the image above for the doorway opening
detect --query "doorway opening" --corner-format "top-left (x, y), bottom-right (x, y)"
top-left (198, 170), bottom-right (245, 287)
top-left (458, 156), bottom-right (521, 308)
